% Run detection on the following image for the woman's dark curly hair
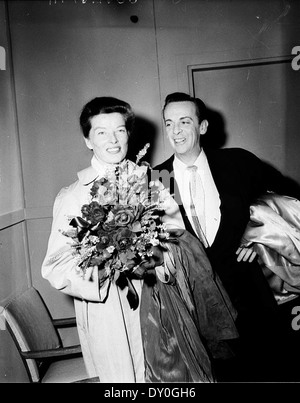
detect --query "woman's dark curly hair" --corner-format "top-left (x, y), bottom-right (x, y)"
top-left (79, 97), bottom-right (135, 139)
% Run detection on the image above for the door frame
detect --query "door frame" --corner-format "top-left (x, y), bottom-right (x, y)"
top-left (187, 55), bottom-right (293, 96)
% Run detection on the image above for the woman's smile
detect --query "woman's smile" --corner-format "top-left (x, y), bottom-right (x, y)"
top-left (107, 146), bottom-right (121, 154)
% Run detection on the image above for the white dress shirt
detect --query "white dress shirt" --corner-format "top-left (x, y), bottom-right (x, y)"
top-left (173, 150), bottom-right (221, 246)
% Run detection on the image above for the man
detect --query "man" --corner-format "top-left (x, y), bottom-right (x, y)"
top-left (154, 92), bottom-right (300, 382)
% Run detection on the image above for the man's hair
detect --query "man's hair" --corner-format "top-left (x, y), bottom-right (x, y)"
top-left (163, 92), bottom-right (207, 123)
top-left (79, 97), bottom-right (135, 139)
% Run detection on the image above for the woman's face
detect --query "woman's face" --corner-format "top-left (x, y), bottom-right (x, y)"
top-left (85, 112), bottom-right (129, 165)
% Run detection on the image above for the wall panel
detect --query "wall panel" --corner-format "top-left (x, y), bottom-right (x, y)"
top-left (0, 0), bottom-right (30, 383)
top-left (190, 59), bottom-right (292, 173)
top-left (0, 0), bottom-right (23, 215)
top-left (27, 217), bottom-right (75, 320)
top-left (0, 223), bottom-right (30, 383)
top-left (0, 222), bottom-right (29, 305)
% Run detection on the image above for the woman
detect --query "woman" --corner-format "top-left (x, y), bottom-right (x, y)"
top-left (42, 96), bottom-right (237, 383)
top-left (42, 97), bottom-right (145, 382)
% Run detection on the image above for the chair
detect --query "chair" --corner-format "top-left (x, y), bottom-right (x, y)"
top-left (0, 287), bottom-right (97, 383)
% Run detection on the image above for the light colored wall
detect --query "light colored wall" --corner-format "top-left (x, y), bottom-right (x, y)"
top-left (1, 0), bottom-right (300, 382)
top-left (154, 0), bottom-right (300, 179)
top-left (0, 0), bottom-right (30, 383)
top-left (7, 0), bottom-right (162, 325)
top-left (0, 2), bottom-right (23, 216)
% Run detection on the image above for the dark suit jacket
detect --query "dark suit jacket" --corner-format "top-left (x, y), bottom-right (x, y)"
top-left (154, 147), bottom-right (300, 321)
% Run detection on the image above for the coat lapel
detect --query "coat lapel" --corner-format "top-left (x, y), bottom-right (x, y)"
top-left (77, 165), bottom-right (99, 186)
top-left (204, 148), bottom-right (250, 251)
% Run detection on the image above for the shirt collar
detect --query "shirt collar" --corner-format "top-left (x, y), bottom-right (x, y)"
top-left (174, 148), bottom-right (207, 172)
top-left (193, 149), bottom-right (208, 174)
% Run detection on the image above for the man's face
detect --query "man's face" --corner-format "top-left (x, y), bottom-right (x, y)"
top-left (84, 112), bottom-right (129, 165)
top-left (164, 101), bottom-right (205, 162)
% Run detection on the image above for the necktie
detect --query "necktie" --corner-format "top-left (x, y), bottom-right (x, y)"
top-left (187, 165), bottom-right (209, 248)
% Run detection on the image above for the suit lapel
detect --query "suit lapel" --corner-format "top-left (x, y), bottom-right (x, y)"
top-left (204, 148), bottom-right (234, 198)
top-left (204, 148), bottom-right (249, 250)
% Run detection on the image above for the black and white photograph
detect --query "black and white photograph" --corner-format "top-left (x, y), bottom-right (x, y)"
top-left (1, 0), bottom-right (300, 386)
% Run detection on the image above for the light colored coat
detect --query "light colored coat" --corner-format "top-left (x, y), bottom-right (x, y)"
top-left (42, 162), bottom-right (145, 383)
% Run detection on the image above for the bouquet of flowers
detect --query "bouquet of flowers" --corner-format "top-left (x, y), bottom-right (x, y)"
top-left (61, 144), bottom-right (170, 309)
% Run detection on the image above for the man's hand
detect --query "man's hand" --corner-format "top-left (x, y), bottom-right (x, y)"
top-left (236, 245), bottom-right (257, 263)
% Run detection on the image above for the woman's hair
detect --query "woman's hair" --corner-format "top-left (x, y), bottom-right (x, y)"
top-left (79, 97), bottom-right (135, 138)
top-left (162, 92), bottom-right (207, 123)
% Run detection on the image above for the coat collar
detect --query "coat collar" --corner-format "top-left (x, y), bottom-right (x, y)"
top-left (77, 165), bottom-right (99, 186)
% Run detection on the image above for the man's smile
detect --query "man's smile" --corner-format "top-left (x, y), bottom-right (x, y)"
top-left (174, 137), bottom-right (186, 145)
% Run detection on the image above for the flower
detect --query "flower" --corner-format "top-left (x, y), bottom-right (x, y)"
top-left (114, 228), bottom-right (135, 251)
top-left (62, 144), bottom-right (170, 309)
top-left (96, 229), bottom-right (114, 251)
top-left (82, 201), bottom-right (107, 225)
top-left (113, 206), bottom-right (136, 227)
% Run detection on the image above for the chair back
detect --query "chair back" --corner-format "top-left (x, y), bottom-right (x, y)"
top-left (2, 287), bottom-right (62, 382)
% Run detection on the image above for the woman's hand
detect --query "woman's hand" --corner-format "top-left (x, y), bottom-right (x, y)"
top-left (150, 179), bottom-right (185, 229)
top-left (130, 246), bottom-right (164, 279)
top-left (150, 179), bottom-right (179, 216)
top-left (236, 245), bottom-right (257, 263)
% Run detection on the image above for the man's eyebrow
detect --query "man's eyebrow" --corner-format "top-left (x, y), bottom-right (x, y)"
top-left (180, 116), bottom-right (193, 120)
top-left (165, 116), bottom-right (192, 122)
